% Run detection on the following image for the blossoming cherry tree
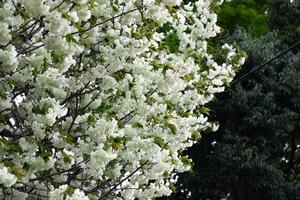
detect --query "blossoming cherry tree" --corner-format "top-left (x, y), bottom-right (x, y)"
top-left (0, 0), bottom-right (244, 199)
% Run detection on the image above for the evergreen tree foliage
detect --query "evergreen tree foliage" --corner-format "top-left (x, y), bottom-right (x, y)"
top-left (268, 0), bottom-right (300, 45)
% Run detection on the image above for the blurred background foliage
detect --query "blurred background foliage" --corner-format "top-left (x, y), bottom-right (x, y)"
top-left (218, 0), bottom-right (269, 37)
top-left (160, 0), bottom-right (300, 199)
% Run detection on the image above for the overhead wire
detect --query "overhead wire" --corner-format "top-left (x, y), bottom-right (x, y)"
top-left (230, 40), bottom-right (300, 86)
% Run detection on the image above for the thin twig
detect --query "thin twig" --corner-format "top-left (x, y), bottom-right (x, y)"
top-left (71, 9), bottom-right (138, 35)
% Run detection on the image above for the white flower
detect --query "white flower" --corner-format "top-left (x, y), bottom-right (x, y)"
top-left (0, 46), bottom-right (18, 72)
top-left (0, 22), bottom-right (11, 45)
top-left (10, 189), bottom-right (28, 200)
top-left (49, 185), bottom-right (68, 200)
top-left (66, 189), bottom-right (89, 200)
top-left (72, 0), bottom-right (88, 5)
top-left (69, 11), bottom-right (79, 23)
top-left (88, 144), bottom-right (117, 179)
top-left (0, 167), bottom-right (17, 187)
top-left (21, 0), bottom-right (50, 17)
top-left (162, 0), bottom-right (183, 6)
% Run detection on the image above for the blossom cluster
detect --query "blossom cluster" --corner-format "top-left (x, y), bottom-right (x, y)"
top-left (0, 0), bottom-right (244, 199)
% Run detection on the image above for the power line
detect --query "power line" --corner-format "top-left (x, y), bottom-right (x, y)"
top-left (230, 40), bottom-right (300, 86)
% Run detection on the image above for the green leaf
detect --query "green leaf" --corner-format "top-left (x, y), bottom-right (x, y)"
top-left (32, 103), bottom-right (50, 115)
top-left (7, 142), bottom-right (23, 154)
top-left (88, 194), bottom-right (98, 200)
top-left (89, 15), bottom-right (97, 25)
top-left (164, 114), bottom-right (175, 120)
top-left (62, 132), bottom-right (74, 144)
top-left (199, 106), bottom-right (210, 115)
top-left (191, 131), bottom-right (201, 141)
top-left (63, 154), bottom-right (72, 164)
top-left (65, 34), bottom-right (77, 43)
top-left (62, 13), bottom-right (72, 21)
top-left (65, 186), bottom-right (75, 196)
top-left (51, 52), bottom-right (64, 63)
top-left (112, 69), bottom-right (127, 81)
top-left (157, 22), bottom-right (174, 33)
top-left (133, 122), bottom-right (144, 128)
top-left (171, 159), bottom-right (177, 165)
top-left (165, 100), bottom-right (173, 110)
top-left (108, 137), bottom-right (125, 151)
top-left (163, 170), bottom-right (169, 178)
top-left (87, 0), bottom-right (96, 8)
top-left (180, 156), bottom-right (192, 166)
top-left (169, 182), bottom-right (176, 192)
top-left (161, 33), bottom-right (180, 53)
top-left (36, 142), bottom-right (53, 162)
top-left (95, 103), bottom-right (112, 114)
top-left (87, 114), bottom-right (97, 126)
top-left (75, 22), bottom-right (85, 33)
top-left (11, 164), bottom-right (26, 179)
top-left (167, 123), bottom-right (177, 134)
top-left (0, 114), bottom-right (6, 123)
top-left (0, 137), bottom-right (9, 145)
top-left (154, 136), bottom-right (165, 148)
top-left (112, 5), bottom-right (119, 13)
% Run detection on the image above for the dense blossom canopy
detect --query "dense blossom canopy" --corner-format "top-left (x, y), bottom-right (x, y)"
top-left (0, 0), bottom-right (244, 199)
